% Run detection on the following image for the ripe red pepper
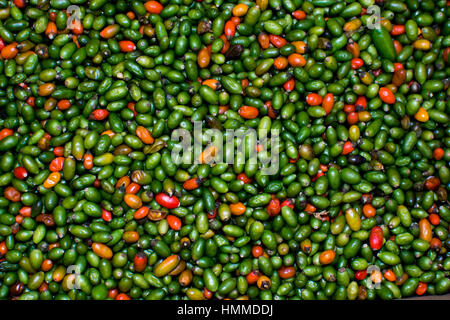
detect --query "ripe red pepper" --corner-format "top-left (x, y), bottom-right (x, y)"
top-left (355, 270), bottom-right (367, 280)
top-left (355, 96), bottom-right (367, 111)
top-left (306, 93), bottom-right (323, 106)
top-left (424, 176), bottom-right (440, 191)
top-left (278, 266), bottom-right (296, 279)
top-left (155, 193), bottom-right (180, 209)
top-left (207, 208), bottom-right (217, 219)
top-left (347, 111), bottom-right (359, 125)
top-left (224, 20), bottom-right (237, 38)
top-left (269, 34), bottom-right (287, 48)
top-left (267, 198), bottom-right (281, 217)
top-left (369, 226), bottom-right (384, 250)
top-left (119, 40), bottom-right (136, 52)
top-left (91, 109), bottom-right (109, 121)
top-left (101, 209), bottom-right (112, 222)
top-left (134, 252), bottom-right (148, 272)
top-left (183, 177), bottom-right (202, 190)
top-left (350, 58), bottom-right (364, 69)
top-left (237, 173), bottom-right (252, 183)
top-left (13, 167), bottom-right (28, 180)
top-left (312, 171), bottom-right (324, 182)
top-left (283, 78), bottom-right (295, 92)
top-left (341, 141), bottom-right (354, 155)
top-left (292, 10), bottom-right (306, 20)
top-left (166, 215), bottom-right (182, 230)
top-left (280, 199), bottom-right (294, 209)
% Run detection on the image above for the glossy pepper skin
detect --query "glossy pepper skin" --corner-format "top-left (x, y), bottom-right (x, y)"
top-left (0, 0), bottom-right (449, 302)
top-left (369, 226), bottom-right (384, 251)
top-left (155, 193), bottom-right (180, 209)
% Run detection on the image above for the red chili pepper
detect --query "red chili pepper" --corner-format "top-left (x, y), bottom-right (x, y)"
top-left (26, 96), bottom-right (35, 107)
top-left (305, 203), bottom-right (316, 213)
top-left (350, 58), bottom-right (364, 69)
top-left (207, 208), bottom-right (217, 219)
top-left (93, 178), bottom-right (101, 188)
top-left (0, 128), bottom-right (14, 140)
top-left (155, 193), bottom-right (180, 209)
top-left (183, 177), bottom-right (202, 190)
top-left (390, 25), bottom-right (405, 36)
top-left (379, 87), bottom-right (396, 104)
top-left (424, 176), bottom-right (440, 191)
top-left (133, 252), bottom-right (148, 272)
top-left (428, 213), bottom-right (440, 226)
top-left (266, 198), bottom-right (281, 217)
top-left (91, 109), bottom-right (109, 121)
top-left (393, 63), bottom-right (404, 71)
top-left (224, 20), bottom-right (237, 38)
top-left (292, 10), bottom-right (306, 20)
top-left (283, 78), bottom-right (295, 91)
top-left (268, 34), bottom-right (287, 48)
top-left (251, 246), bottom-right (263, 258)
top-left (312, 171), bottom-right (324, 182)
top-left (341, 141), bottom-right (354, 155)
top-left (246, 270), bottom-right (261, 284)
top-left (433, 147), bottom-right (445, 160)
top-left (322, 93), bottom-right (334, 114)
top-left (236, 173), bottom-right (252, 184)
top-left (127, 102), bottom-right (137, 117)
top-left (355, 270), bottom-right (367, 280)
top-left (116, 293), bottom-right (131, 300)
top-left (430, 238), bottom-right (442, 251)
top-left (281, 199), bottom-right (294, 209)
top-left (13, 0), bottom-right (26, 8)
top-left (119, 40), bottom-right (136, 52)
top-left (355, 96), bottom-right (367, 111)
top-left (13, 167), bottom-right (28, 180)
top-left (125, 182), bottom-right (141, 194)
top-left (416, 282), bottom-right (427, 296)
top-left (344, 104), bottom-right (355, 113)
top-left (278, 266), bottom-right (296, 279)
top-left (306, 93), bottom-right (323, 106)
top-left (101, 209), bottom-right (112, 222)
top-left (108, 289), bottom-right (118, 299)
top-left (166, 215), bottom-right (182, 230)
top-left (369, 226), bottom-right (384, 250)
top-left (49, 157), bottom-right (65, 172)
top-left (347, 111), bottom-right (359, 125)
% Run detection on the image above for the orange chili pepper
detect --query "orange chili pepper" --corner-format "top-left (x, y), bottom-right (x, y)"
top-left (136, 126), bottom-right (154, 144)
top-left (167, 215), bottom-right (182, 230)
top-left (238, 106), bottom-right (259, 119)
top-left (144, 1), bottom-right (164, 14)
top-left (229, 202), bottom-right (246, 216)
top-left (43, 172), bottom-right (61, 189)
top-left (49, 157), bottom-right (65, 172)
top-left (83, 153), bottom-right (93, 170)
